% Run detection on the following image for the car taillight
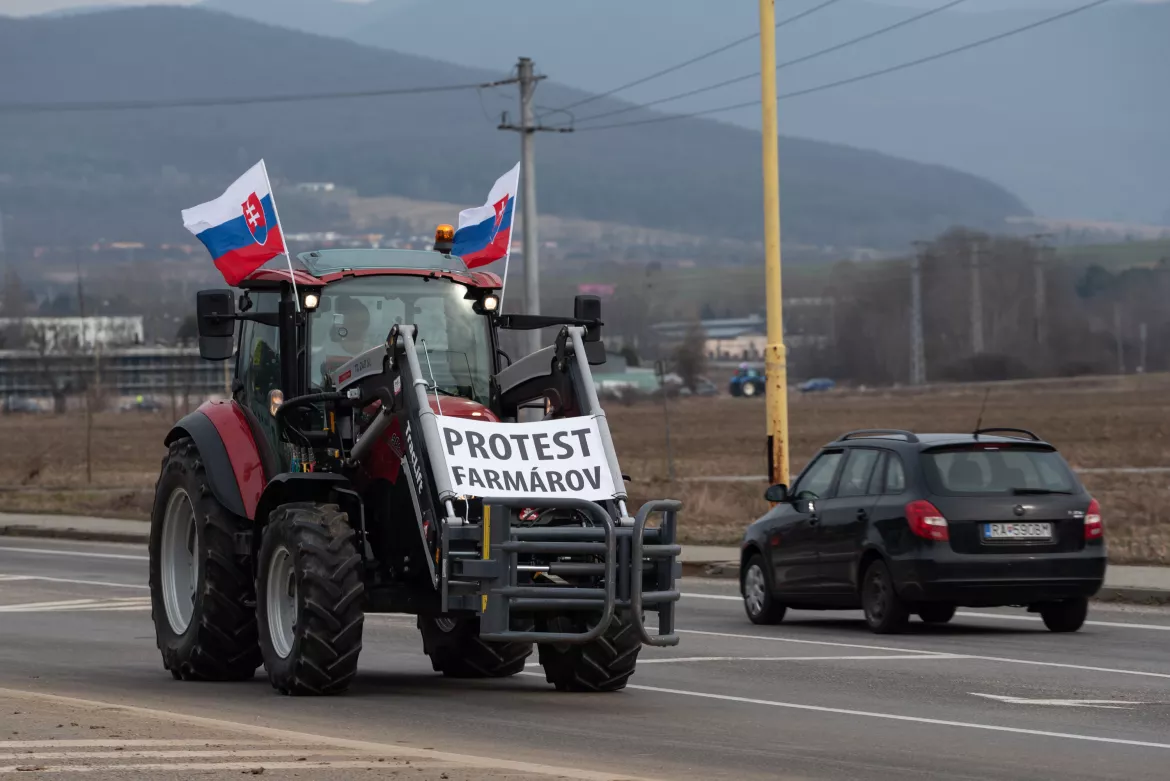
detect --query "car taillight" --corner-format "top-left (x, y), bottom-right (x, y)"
top-left (1084, 498), bottom-right (1103, 540)
top-left (906, 500), bottom-right (949, 542)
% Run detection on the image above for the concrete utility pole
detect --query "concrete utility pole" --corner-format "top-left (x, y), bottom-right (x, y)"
top-left (1114, 304), bottom-right (1125, 374)
top-left (910, 242), bottom-right (927, 386)
top-left (1030, 233), bottom-right (1052, 347)
top-left (498, 57), bottom-right (570, 357)
top-left (970, 242), bottom-right (985, 355)
top-left (759, 0), bottom-right (791, 488)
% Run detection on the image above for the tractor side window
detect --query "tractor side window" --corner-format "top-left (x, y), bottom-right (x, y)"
top-left (240, 293), bottom-right (281, 451)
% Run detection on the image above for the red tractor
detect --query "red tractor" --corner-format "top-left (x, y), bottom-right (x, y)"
top-left (149, 242), bottom-right (681, 695)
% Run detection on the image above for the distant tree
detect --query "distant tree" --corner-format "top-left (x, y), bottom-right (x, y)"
top-left (672, 321), bottom-right (707, 391)
top-left (619, 343), bottom-right (640, 368)
top-left (175, 315), bottom-right (199, 344)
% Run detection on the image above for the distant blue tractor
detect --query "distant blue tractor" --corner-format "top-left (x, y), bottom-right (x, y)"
top-left (729, 366), bottom-right (764, 397)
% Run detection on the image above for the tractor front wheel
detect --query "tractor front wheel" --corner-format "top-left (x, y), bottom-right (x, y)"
top-left (148, 437), bottom-right (261, 682)
top-left (538, 610), bottom-right (641, 692)
top-left (418, 615), bottom-right (532, 678)
top-left (256, 503), bottom-right (365, 695)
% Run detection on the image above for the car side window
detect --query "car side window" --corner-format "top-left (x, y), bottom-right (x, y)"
top-left (838, 449), bottom-right (881, 498)
top-left (867, 452), bottom-right (889, 495)
top-left (793, 451), bottom-right (844, 500)
top-left (884, 453), bottom-right (906, 494)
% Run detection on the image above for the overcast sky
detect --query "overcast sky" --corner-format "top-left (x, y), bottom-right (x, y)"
top-left (1, 0), bottom-right (1166, 16)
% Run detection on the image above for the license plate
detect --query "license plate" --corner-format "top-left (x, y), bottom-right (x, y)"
top-left (982, 522), bottom-right (1053, 541)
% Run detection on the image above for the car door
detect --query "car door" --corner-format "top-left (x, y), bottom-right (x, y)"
top-left (770, 449), bottom-right (844, 594)
top-left (817, 448), bottom-right (883, 593)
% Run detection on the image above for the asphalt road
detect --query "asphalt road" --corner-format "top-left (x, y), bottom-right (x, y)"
top-left (2, 537), bottom-right (1170, 780)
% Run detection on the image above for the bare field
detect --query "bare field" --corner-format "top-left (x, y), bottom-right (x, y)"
top-left (1, 374), bottom-right (1167, 563)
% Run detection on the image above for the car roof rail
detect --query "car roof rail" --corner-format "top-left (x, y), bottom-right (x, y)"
top-left (972, 427), bottom-right (1041, 442)
top-left (838, 429), bottom-right (920, 444)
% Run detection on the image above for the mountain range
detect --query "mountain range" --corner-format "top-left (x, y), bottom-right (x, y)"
top-left (203, 0), bottom-right (1170, 226)
top-left (0, 5), bottom-right (1028, 255)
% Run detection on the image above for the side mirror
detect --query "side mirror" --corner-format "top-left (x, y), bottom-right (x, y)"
top-left (764, 483), bottom-right (788, 503)
top-left (574, 294), bottom-right (605, 365)
top-left (196, 289), bottom-right (236, 361)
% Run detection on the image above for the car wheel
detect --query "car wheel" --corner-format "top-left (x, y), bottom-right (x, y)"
top-left (742, 554), bottom-right (786, 625)
top-left (861, 560), bottom-right (909, 634)
top-left (917, 604), bottom-right (956, 625)
top-left (1038, 597), bottom-right (1088, 633)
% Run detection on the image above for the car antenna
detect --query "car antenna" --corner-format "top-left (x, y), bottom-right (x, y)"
top-left (972, 387), bottom-right (992, 438)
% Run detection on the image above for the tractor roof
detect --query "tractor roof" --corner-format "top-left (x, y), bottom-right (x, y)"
top-left (241, 248), bottom-right (501, 289)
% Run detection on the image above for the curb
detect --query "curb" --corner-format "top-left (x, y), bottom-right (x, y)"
top-left (0, 525), bottom-right (149, 545)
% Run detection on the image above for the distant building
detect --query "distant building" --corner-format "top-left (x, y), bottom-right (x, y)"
top-left (0, 316), bottom-right (144, 354)
top-left (651, 301), bottom-right (834, 362)
top-left (293, 182), bottom-right (336, 193)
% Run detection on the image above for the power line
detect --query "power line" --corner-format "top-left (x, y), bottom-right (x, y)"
top-left (575, 0), bottom-right (1114, 133)
top-left (573, 0), bottom-right (969, 126)
top-left (0, 78), bottom-right (517, 115)
top-left (546, 0), bottom-right (845, 115)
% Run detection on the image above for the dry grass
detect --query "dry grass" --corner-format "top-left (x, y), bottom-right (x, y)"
top-left (1, 374), bottom-right (1168, 563)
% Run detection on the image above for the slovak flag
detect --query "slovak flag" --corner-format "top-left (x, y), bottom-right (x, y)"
top-left (452, 162), bottom-right (520, 269)
top-left (181, 160), bottom-right (287, 286)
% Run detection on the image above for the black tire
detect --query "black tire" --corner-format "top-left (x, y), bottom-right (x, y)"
top-left (1039, 597), bottom-right (1089, 633)
top-left (256, 503), bottom-right (365, 695)
top-left (742, 554), bottom-right (787, 625)
top-left (418, 615), bottom-right (532, 678)
top-left (537, 611), bottom-right (641, 692)
top-left (861, 559), bottom-right (910, 634)
top-left (917, 604), bottom-right (957, 625)
top-left (149, 437), bottom-right (261, 682)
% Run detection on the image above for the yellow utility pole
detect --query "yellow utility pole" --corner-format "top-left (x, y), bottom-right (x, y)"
top-left (759, 0), bottom-right (790, 487)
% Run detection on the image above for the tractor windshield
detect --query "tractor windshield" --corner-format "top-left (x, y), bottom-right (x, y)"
top-left (308, 276), bottom-right (493, 404)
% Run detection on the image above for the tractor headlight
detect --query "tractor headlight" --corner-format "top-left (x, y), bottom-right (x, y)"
top-left (303, 292), bottom-right (320, 311)
top-left (481, 294), bottom-right (499, 312)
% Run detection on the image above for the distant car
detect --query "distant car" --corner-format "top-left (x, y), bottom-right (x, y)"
top-left (798, 377), bottom-right (835, 393)
top-left (729, 366), bottom-right (764, 397)
top-left (740, 427), bottom-right (1105, 634)
top-left (119, 397), bottom-right (164, 413)
top-left (1, 396), bottom-right (43, 414)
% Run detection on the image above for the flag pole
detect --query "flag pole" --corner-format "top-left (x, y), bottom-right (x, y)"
top-left (260, 159), bottom-right (300, 312)
top-left (498, 192), bottom-right (517, 312)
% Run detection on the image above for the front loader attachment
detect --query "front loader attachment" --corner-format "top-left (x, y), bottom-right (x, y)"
top-left (442, 498), bottom-right (681, 646)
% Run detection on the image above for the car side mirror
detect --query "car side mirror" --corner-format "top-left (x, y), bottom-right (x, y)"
top-left (196, 289), bottom-right (236, 361)
top-left (764, 483), bottom-right (788, 503)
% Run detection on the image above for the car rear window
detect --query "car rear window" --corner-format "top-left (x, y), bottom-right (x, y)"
top-left (921, 445), bottom-right (1077, 496)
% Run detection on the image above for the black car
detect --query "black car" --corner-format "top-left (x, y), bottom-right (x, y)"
top-left (740, 428), bottom-right (1106, 634)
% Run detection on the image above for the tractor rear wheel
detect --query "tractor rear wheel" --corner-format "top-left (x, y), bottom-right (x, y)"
top-left (537, 610), bottom-right (641, 692)
top-left (418, 616), bottom-right (532, 678)
top-left (256, 503), bottom-right (365, 696)
top-left (148, 437), bottom-right (261, 682)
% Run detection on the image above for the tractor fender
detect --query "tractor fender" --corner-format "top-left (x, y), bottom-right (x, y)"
top-left (165, 401), bottom-right (267, 520)
top-left (251, 473), bottom-right (365, 569)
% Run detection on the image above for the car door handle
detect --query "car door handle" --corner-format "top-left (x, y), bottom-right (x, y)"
top-left (808, 514), bottom-right (820, 526)
top-left (856, 509), bottom-right (869, 521)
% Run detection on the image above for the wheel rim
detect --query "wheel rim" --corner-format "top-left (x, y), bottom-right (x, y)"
top-left (743, 564), bottom-right (766, 616)
top-left (266, 545), bottom-right (297, 659)
top-left (866, 571), bottom-right (888, 622)
top-left (160, 488), bottom-right (198, 635)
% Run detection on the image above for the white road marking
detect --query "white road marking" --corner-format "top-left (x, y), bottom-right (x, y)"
top-left (0, 749), bottom-right (322, 761)
top-left (0, 688), bottom-right (659, 781)
top-left (956, 610), bottom-right (1170, 632)
top-left (0, 598), bottom-right (150, 613)
top-left (545, 676), bottom-right (1170, 752)
top-left (0, 546), bottom-right (147, 562)
top-left (635, 654), bottom-right (969, 664)
top-left (0, 740), bottom-right (255, 749)
top-left (0, 575), bottom-right (147, 590)
top-left (676, 628), bottom-right (1170, 680)
top-left (0, 760), bottom-right (400, 773)
top-left (970, 693), bottom-right (1153, 709)
top-left (682, 592), bottom-right (1170, 632)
